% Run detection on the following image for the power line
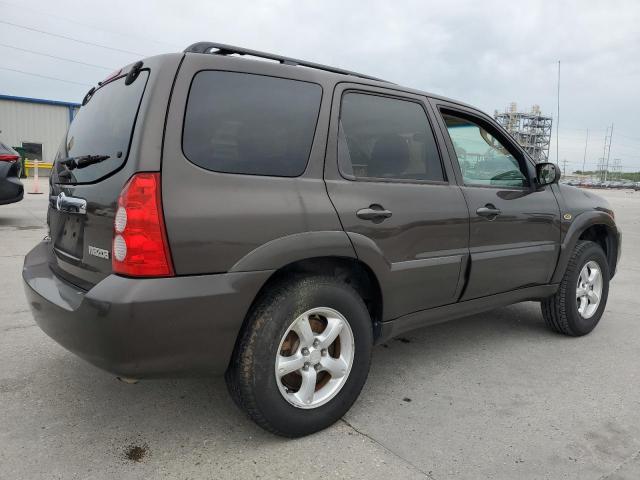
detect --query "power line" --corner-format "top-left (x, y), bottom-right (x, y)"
top-left (0, 0), bottom-right (181, 50)
top-left (0, 66), bottom-right (92, 86)
top-left (559, 129), bottom-right (640, 141)
top-left (0, 43), bottom-right (113, 70)
top-left (0, 20), bottom-right (148, 57)
top-left (616, 133), bottom-right (640, 143)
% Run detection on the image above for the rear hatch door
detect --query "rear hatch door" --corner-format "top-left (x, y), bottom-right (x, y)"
top-left (48, 69), bottom-right (150, 289)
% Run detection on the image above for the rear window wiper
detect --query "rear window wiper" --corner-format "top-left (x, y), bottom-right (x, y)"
top-left (59, 154), bottom-right (110, 170)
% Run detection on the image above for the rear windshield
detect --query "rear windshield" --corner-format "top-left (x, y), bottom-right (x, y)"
top-left (182, 71), bottom-right (322, 177)
top-left (54, 71), bottom-right (149, 184)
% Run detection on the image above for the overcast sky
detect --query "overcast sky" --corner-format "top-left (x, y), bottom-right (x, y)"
top-left (1, 0), bottom-right (639, 171)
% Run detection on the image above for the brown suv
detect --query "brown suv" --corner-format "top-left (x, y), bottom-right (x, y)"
top-left (22, 42), bottom-right (621, 437)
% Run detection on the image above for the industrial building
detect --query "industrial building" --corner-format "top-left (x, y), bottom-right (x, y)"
top-left (0, 94), bottom-right (79, 173)
top-left (494, 103), bottom-right (553, 163)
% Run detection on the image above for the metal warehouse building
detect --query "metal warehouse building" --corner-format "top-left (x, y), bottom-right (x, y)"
top-left (0, 94), bottom-right (79, 169)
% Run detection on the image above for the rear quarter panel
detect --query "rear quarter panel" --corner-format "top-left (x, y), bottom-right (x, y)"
top-left (161, 54), bottom-right (344, 275)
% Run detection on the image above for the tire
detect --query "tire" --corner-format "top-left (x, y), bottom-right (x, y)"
top-left (226, 275), bottom-right (373, 437)
top-left (541, 240), bottom-right (610, 336)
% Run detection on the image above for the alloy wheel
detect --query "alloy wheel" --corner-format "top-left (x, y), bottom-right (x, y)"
top-left (576, 260), bottom-right (603, 319)
top-left (275, 307), bottom-right (355, 409)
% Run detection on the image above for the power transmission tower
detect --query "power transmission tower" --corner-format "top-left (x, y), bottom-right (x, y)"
top-left (605, 124), bottom-right (614, 182)
top-left (611, 158), bottom-right (622, 181)
top-left (600, 125), bottom-right (613, 182)
top-left (597, 157), bottom-right (605, 182)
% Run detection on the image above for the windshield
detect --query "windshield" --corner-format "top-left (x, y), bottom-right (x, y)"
top-left (54, 71), bottom-right (149, 184)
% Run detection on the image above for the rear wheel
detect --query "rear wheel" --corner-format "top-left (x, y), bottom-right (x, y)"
top-left (226, 275), bottom-right (373, 437)
top-left (541, 240), bottom-right (610, 336)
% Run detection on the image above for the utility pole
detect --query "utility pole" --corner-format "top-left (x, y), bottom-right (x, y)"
top-left (582, 129), bottom-right (589, 174)
top-left (556, 60), bottom-right (560, 163)
top-left (562, 158), bottom-right (568, 176)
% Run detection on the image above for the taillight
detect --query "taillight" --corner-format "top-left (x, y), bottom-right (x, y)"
top-left (112, 173), bottom-right (174, 277)
top-left (0, 154), bottom-right (19, 162)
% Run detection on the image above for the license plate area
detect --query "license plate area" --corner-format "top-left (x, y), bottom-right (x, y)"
top-left (52, 211), bottom-right (85, 259)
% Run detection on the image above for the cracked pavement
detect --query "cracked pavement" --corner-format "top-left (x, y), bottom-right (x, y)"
top-left (1, 180), bottom-right (640, 479)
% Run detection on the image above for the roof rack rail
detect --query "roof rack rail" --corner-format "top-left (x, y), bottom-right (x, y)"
top-left (183, 42), bottom-right (390, 83)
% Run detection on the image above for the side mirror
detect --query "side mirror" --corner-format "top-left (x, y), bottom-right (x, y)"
top-left (536, 162), bottom-right (561, 186)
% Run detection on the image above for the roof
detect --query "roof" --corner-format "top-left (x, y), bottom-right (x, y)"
top-left (0, 94), bottom-right (80, 108)
top-left (181, 43), bottom-right (477, 111)
top-left (184, 41), bottom-right (392, 83)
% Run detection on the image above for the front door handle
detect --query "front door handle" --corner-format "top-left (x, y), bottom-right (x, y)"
top-left (357, 204), bottom-right (393, 221)
top-left (476, 204), bottom-right (501, 218)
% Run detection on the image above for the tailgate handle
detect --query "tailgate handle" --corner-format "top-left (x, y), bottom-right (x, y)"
top-left (52, 192), bottom-right (87, 215)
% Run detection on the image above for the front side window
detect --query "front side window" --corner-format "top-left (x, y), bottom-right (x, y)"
top-left (183, 72), bottom-right (322, 177)
top-left (338, 92), bottom-right (445, 182)
top-left (442, 113), bottom-right (528, 188)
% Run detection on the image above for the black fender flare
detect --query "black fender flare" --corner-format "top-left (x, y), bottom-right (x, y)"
top-left (551, 210), bottom-right (620, 283)
top-left (228, 230), bottom-right (395, 318)
top-left (229, 231), bottom-right (358, 272)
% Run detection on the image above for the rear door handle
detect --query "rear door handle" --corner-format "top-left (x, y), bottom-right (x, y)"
top-left (356, 205), bottom-right (393, 221)
top-left (476, 204), bottom-right (501, 218)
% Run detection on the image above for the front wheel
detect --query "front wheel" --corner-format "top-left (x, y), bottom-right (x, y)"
top-left (226, 275), bottom-right (373, 437)
top-left (541, 240), bottom-right (610, 336)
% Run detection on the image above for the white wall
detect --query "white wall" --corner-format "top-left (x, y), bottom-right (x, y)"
top-left (0, 99), bottom-right (72, 163)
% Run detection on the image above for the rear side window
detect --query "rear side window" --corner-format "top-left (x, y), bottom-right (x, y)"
top-left (338, 92), bottom-right (445, 182)
top-left (183, 72), bottom-right (322, 177)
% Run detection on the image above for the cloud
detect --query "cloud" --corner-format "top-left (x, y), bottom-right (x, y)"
top-left (1, 0), bottom-right (639, 168)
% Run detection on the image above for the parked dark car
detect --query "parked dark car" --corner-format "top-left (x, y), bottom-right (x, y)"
top-left (0, 141), bottom-right (24, 205)
top-left (23, 42), bottom-right (621, 437)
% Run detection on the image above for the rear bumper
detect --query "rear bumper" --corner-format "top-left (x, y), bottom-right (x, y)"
top-left (22, 240), bottom-right (272, 377)
top-left (0, 171), bottom-right (24, 205)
